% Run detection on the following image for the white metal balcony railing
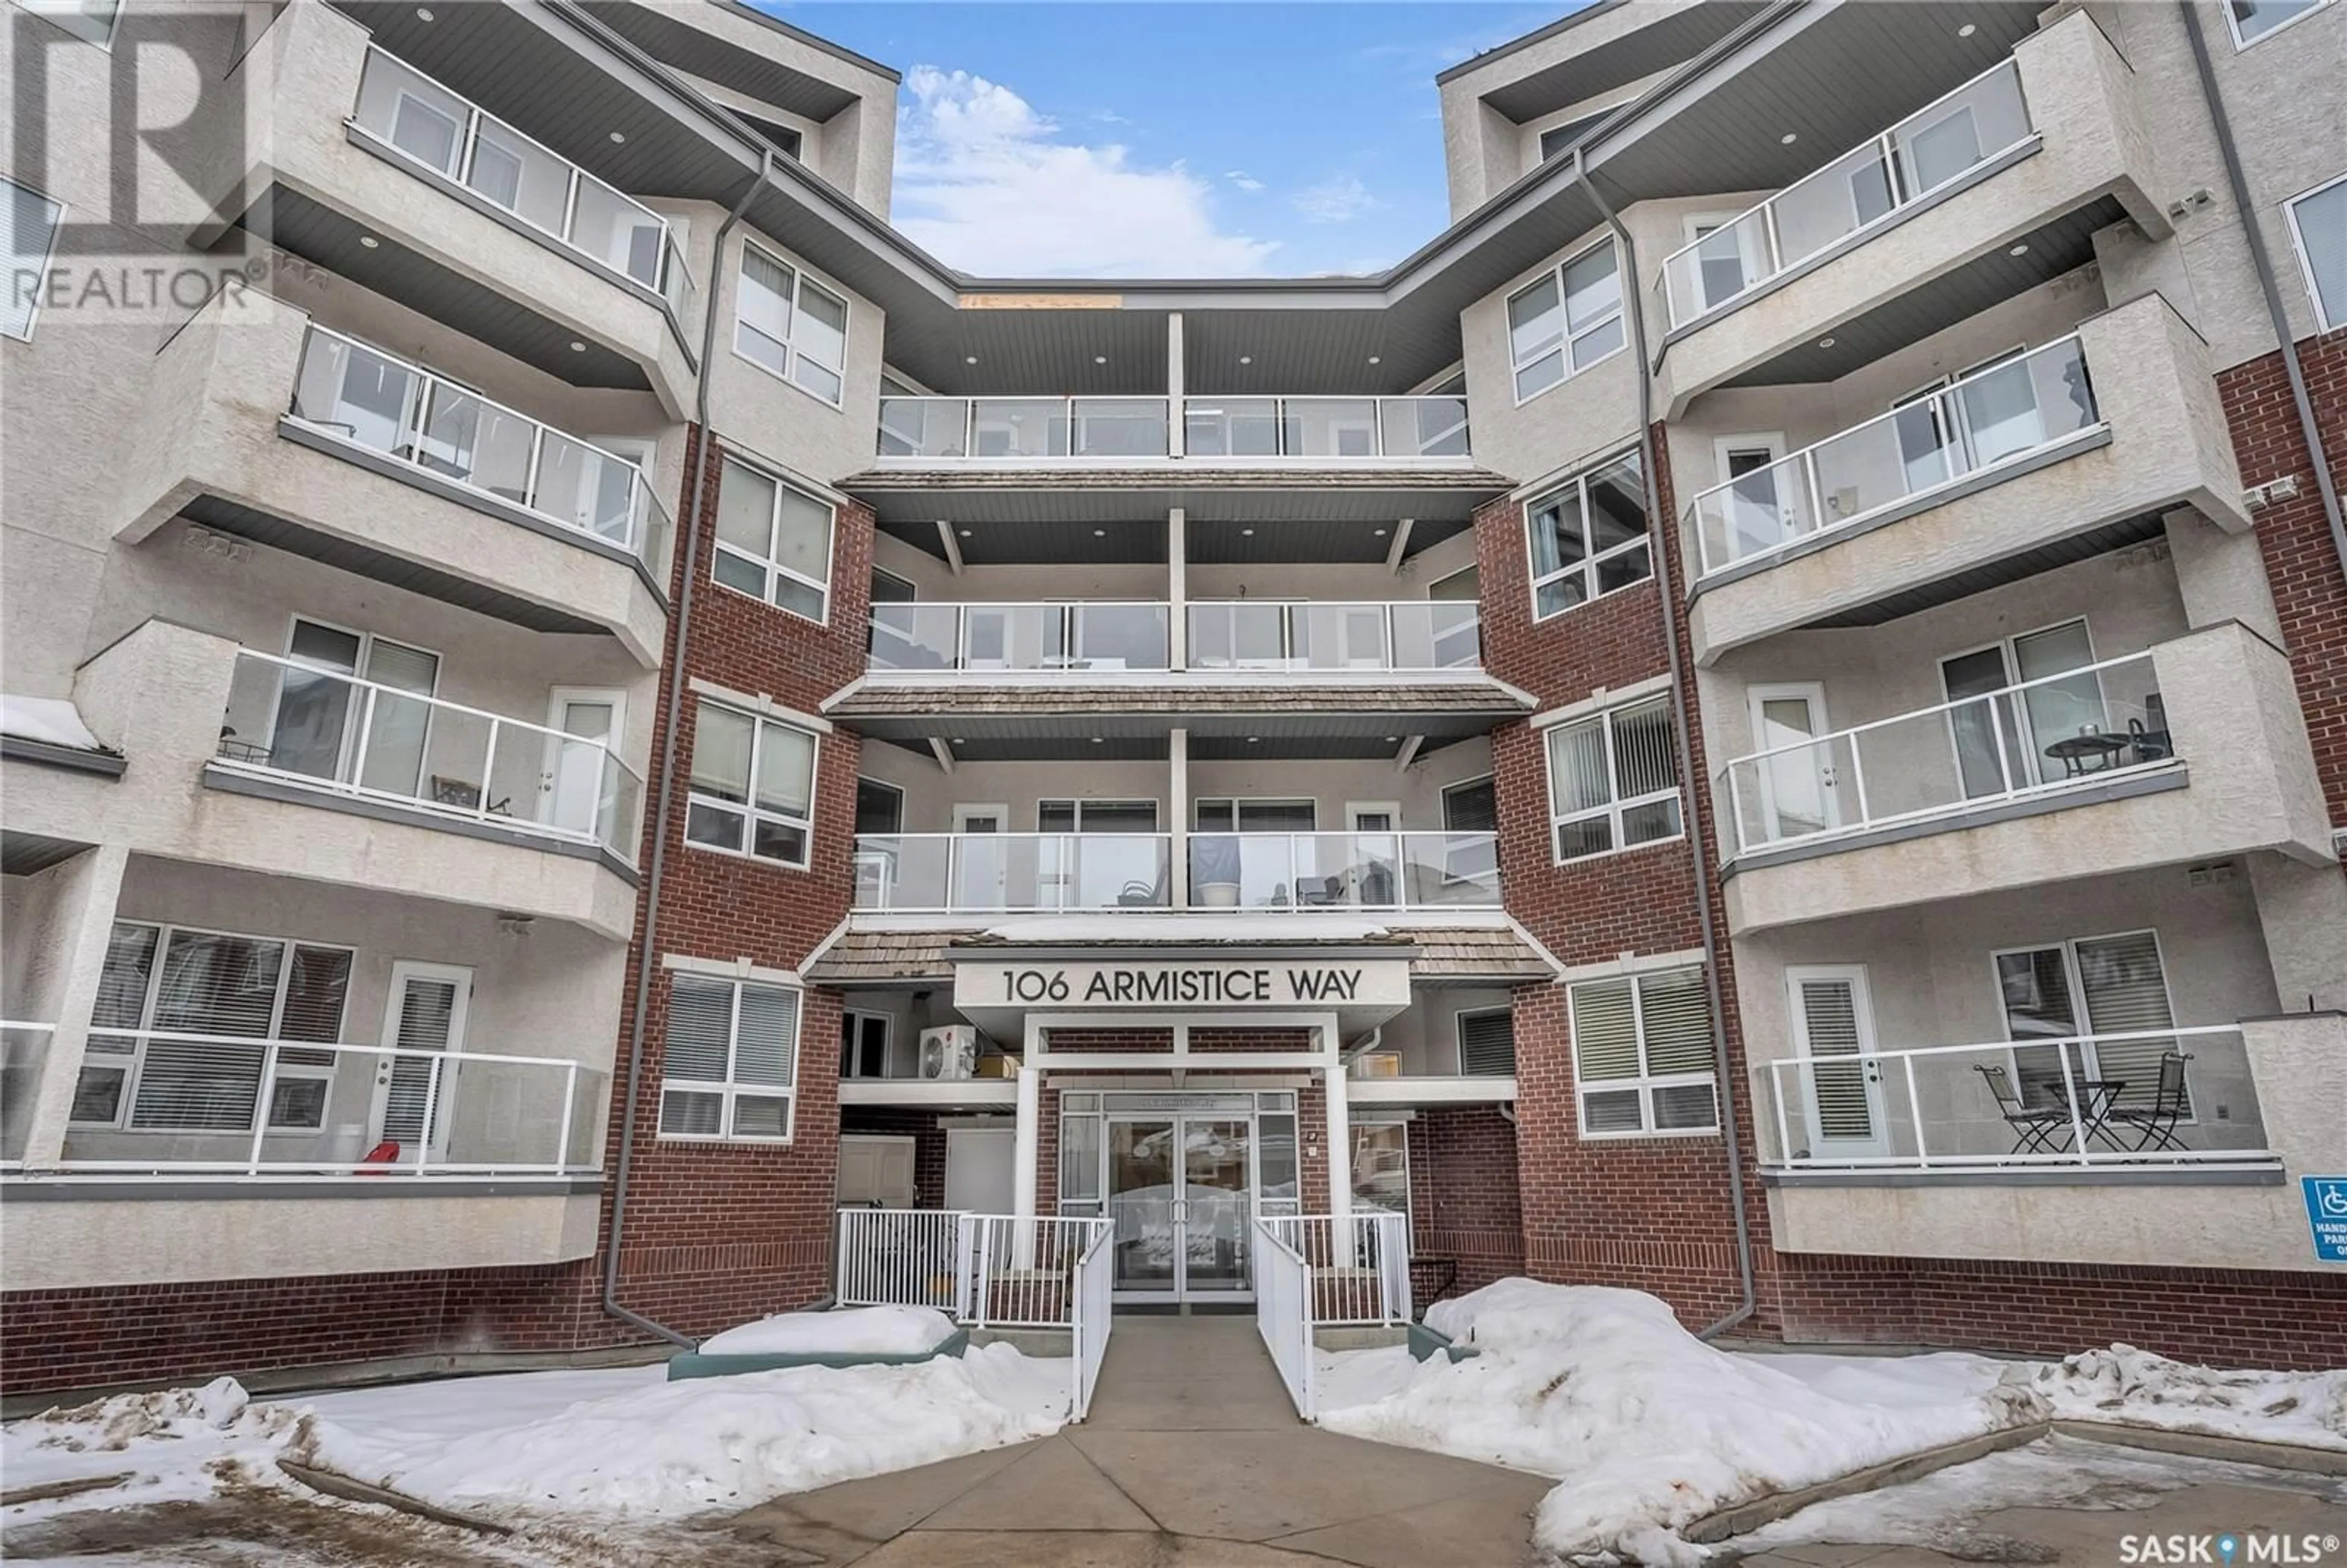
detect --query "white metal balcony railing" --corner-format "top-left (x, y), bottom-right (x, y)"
top-left (1719, 650), bottom-right (2167, 856)
top-left (1660, 57), bottom-right (2033, 329)
top-left (215, 647), bottom-right (645, 860)
top-left (1255, 1211), bottom-right (1412, 1420)
top-left (1762, 1027), bottom-right (2272, 1176)
top-left (875, 396), bottom-right (1471, 461)
top-left (54, 1028), bottom-right (601, 1177)
top-left (870, 603), bottom-right (1172, 674)
top-left (1688, 334), bottom-right (2101, 577)
top-left (851, 831), bottom-right (1502, 914)
top-left (289, 325), bottom-right (673, 575)
top-left (864, 602), bottom-right (1483, 675)
top-left (351, 46), bottom-right (694, 321)
top-left (1188, 602), bottom-right (1481, 672)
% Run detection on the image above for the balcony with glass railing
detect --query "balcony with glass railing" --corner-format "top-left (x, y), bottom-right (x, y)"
top-left (1188, 602), bottom-right (1481, 673)
top-left (869, 604), bottom-right (1172, 674)
top-left (287, 325), bottom-right (672, 580)
top-left (350, 46), bottom-right (694, 323)
top-left (1661, 59), bottom-right (2033, 332)
top-left (1719, 649), bottom-right (2168, 860)
top-left (863, 601), bottom-right (1483, 677)
top-left (873, 395), bottom-right (1472, 464)
top-left (1188, 833), bottom-right (1500, 912)
top-left (856, 834), bottom-right (1175, 913)
top-left (212, 646), bottom-right (644, 862)
top-left (1687, 334), bottom-right (2101, 581)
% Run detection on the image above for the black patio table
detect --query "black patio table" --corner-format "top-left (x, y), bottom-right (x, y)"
top-left (2045, 733), bottom-right (2131, 777)
top-left (2054, 1078), bottom-right (2131, 1152)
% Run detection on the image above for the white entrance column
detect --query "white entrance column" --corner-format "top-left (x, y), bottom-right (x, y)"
top-left (1167, 507), bottom-right (1188, 670)
top-left (1013, 1016), bottom-right (1041, 1222)
top-left (17, 843), bottom-right (130, 1170)
top-left (1324, 1020), bottom-right (1353, 1256)
top-left (1170, 726), bottom-right (1190, 909)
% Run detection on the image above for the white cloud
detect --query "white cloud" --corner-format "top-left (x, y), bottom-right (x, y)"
top-left (893, 66), bottom-right (1279, 277)
top-left (1225, 170), bottom-right (1266, 193)
top-left (1294, 175), bottom-right (1377, 224)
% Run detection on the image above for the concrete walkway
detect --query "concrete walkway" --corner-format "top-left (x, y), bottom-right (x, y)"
top-left (723, 1314), bottom-right (1552, 1567)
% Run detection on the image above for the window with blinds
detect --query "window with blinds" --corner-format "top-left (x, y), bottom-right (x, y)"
top-left (2286, 175), bottom-right (2346, 332)
top-left (1546, 696), bottom-right (1683, 862)
top-left (1568, 966), bottom-right (1717, 1137)
top-left (1458, 1007), bottom-right (1516, 1077)
top-left (658, 973), bottom-right (801, 1141)
top-left (685, 700), bottom-right (819, 868)
top-left (72, 922), bottom-right (354, 1134)
top-left (1997, 930), bottom-right (2183, 1114)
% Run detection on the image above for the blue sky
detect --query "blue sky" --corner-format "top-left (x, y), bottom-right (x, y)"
top-left (757, 2), bottom-right (1576, 277)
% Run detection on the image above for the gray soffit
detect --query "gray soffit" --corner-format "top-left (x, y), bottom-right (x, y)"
top-left (575, 1), bottom-right (890, 112)
top-left (840, 471), bottom-right (1512, 532)
top-left (1804, 511), bottom-right (2169, 629)
top-left (230, 186), bottom-right (653, 392)
top-left (1718, 203), bottom-right (2125, 388)
top-left (876, 513), bottom-right (1464, 568)
top-left (2, 831), bottom-right (98, 876)
top-left (180, 496), bottom-right (614, 637)
top-left (1462, 2), bottom-right (1775, 123)
top-left (842, 701), bottom-right (1518, 763)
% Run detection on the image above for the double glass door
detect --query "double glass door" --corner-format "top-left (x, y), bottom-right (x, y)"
top-left (1107, 1116), bottom-right (1252, 1302)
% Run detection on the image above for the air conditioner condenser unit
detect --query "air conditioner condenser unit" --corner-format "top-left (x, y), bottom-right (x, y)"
top-left (918, 1025), bottom-right (980, 1080)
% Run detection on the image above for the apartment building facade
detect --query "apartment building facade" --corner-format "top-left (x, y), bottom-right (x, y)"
top-left (2, 0), bottom-right (2341, 1398)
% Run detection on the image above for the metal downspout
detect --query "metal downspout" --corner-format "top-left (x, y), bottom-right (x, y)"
top-left (601, 150), bottom-right (776, 1348)
top-left (1571, 148), bottom-right (1758, 1340)
top-left (2178, 1), bottom-right (2347, 579)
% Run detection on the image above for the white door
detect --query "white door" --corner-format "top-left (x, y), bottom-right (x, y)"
top-left (372, 961), bottom-right (474, 1160)
top-left (839, 1135), bottom-right (917, 1206)
top-left (952, 804), bottom-right (1008, 910)
top-left (542, 688), bottom-right (625, 839)
top-left (1744, 684), bottom-right (1840, 843)
top-left (945, 1127), bottom-right (1016, 1214)
top-left (1345, 801), bottom-right (1402, 908)
top-left (1786, 965), bottom-right (1889, 1160)
top-left (1711, 434), bottom-right (1789, 558)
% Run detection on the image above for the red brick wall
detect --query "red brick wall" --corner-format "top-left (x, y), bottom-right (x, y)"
top-left (1405, 1107), bottom-right (1524, 1299)
top-left (2216, 326), bottom-right (2347, 829)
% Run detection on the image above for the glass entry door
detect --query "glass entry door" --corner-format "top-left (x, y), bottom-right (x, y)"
top-left (1106, 1115), bottom-right (1254, 1302)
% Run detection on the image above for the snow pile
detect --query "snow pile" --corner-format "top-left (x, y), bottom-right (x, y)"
top-left (0, 694), bottom-right (104, 753)
top-left (1315, 1281), bottom-right (2043, 1566)
top-left (2032, 1344), bottom-right (2347, 1451)
top-left (287, 1344), bottom-right (1068, 1521)
top-left (2, 1377), bottom-right (305, 1512)
top-left (700, 1303), bottom-right (959, 1357)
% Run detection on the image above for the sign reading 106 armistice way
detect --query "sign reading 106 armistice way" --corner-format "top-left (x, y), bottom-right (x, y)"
top-left (955, 958), bottom-right (1415, 1012)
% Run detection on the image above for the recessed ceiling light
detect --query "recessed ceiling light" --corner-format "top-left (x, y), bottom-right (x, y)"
top-left (416, 5), bottom-right (433, 18)
top-left (1780, 131), bottom-right (1798, 145)
top-left (359, 235), bottom-right (380, 249)
top-left (1093, 355), bottom-right (1107, 364)
top-left (1373, 527), bottom-right (1389, 537)
top-left (1384, 736), bottom-right (1398, 743)
top-left (569, 340), bottom-right (587, 352)
top-left (609, 131), bottom-right (626, 145)
top-left (965, 355), bottom-right (979, 365)
top-left (1239, 355), bottom-right (1252, 365)
top-left (1368, 355), bottom-right (1381, 365)
top-left (2008, 242), bottom-right (2030, 257)
top-left (1090, 736), bottom-right (1105, 744)
top-left (1817, 335), bottom-right (1836, 348)
top-left (1241, 527), bottom-right (1255, 536)
top-left (1246, 736), bottom-right (1260, 744)
top-left (951, 738), bottom-right (966, 745)
top-left (1958, 22), bottom-right (1977, 37)
top-left (1092, 528), bottom-right (1106, 537)
top-left (958, 528), bottom-right (972, 537)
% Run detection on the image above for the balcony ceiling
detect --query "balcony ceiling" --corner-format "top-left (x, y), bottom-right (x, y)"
top-left (1717, 199), bottom-right (2125, 389)
top-left (229, 187), bottom-right (653, 392)
top-left (844, 469), bottom-right (1508, 531)
top-left (873, 511), bottom-right (1464, 569)
top-left (572, 0), bottom-right (881, 119)
top-left (1802, 511), bottom-right (2168, 630)
top-left (1464, 1), bottom-right (1776, 123)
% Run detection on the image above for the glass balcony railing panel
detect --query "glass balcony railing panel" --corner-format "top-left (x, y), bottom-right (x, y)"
top-left (1400, 832), bottom-right (1502, 907)
top-left (465, 115), bottom-right (573, 235)
top-left (971, 399), bottom-right (1070, 458)
top-left (291, 329), bottom-right (421, 453)
top-left (1189, 833), bottom-right (1501, 910)
top-left (1389, 603), bottom-right (1482, 670)
top-left (1659, 59), bottom-right (2031, 328)
top-left (570, 172), bottom-right (667, 293)
top-left (869, 605), bottom-right (964, 672)
top-left (1379, 396), bottom-right (1472, 459)
top-left (1188, 603), bottom-right (1292, 669)
top-left (1290, 603), bottom-right (1392, 671)
top-left (0, 1022), bottom-right (52, 1164)
top-left (879, 398), bottom-right (971, 458)
top-left (533, 431), bottom-right (650, 551)
top-left (1070, 604), bottom-right (1170, 670)
top-left (213, 648), bottom-right (644, 859)
top-left (412, 380), bottom-right (537, 504)
top-left (1185, 398), bottom-right (1281, 457)
top-left (1721, 650), bottom-right (2167, 854)
top-left (852, 834), bottom-right (1170, 911)
top-left (1282, 399), bottom-right (1381, 460)
top-left (1070, 399), bottom-right (1169, 458)
top-left (1687, 335), bottom-right (2098, 575)
top-left (353, 49), bottom-right (470, 178)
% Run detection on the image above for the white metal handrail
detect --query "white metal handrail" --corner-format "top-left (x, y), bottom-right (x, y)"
top-left (1717, 648), bottom-right (2164, 855)
top-left (0, 1020), bottom-right (56, 1169)
top-left (1659, 57), bottom-right (2033, 329)
top-left (1261, 1212), bottom-right (1412, 1327)
top-left (868, 603), bottom-right (1172, 674)
top-left (1181, 395), bottom-right (1472, 460)
top-left (960, 1214), bottom-right (1112, 1328)
top-left (350, 45), bottom-right (693, 316)
top-left (1189, 832), bottom-right (1502, 912)
top-left (1187, 601), bottom-right (1483, 673)
top-left (216, 645), bottom-right (645, 859)
top-left (1761, 1025), bottom-right (2270, 1173)
top-left (1686, 333), bottom-right (2099, 576)
top-left (1070, 1221), bottom-right (1114, 1420)
top-left (290, 324), bottom-right (670, 570)
top-left (61, 1027), bottom-right (592, 1176)
top-left (854, 833), bottom-right (1173, 914)
top-left (878, 397), bottom-right (1171, 460)
top-left (836, 1207), bottom-right (966, 1310)
top-left (1254, 1215), bottom-right (1316, 1418)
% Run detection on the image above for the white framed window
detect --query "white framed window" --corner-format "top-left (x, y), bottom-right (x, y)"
top-left (658, 973), bottom-right (800, 1141)
top-left (2285, 172), bottom-right (2347, 332)
top-left (713, 458), bottom-right (834, 623)
top-left (733, 240), bottom-right (849, 406)
top-left (685, 700), bottom-right (818, 868)
top-left (72, 921), bottom-right (353, 1134)
top-left (1545, 695), bottom-right (1682, 862)
top-left (1351, 1120), bottom-right (1411, 1217)
top-left (1991, 928), bottom-right (2184, 1115)
top-left (1570, 966), bottom-right (1717, 1137)
top-left (1505, 237), bottom-right (1625, 403)
top-left (1456, 1005), bottom-right (1516, 1076)
top-left (1526, 449), bottom-right (1649, 618)
top-left (2226, 0), bottom-right (2336, 48)
top-left (12, 0), bottom-right (120, 48)
top-left (3, 177), bottom-right (64, 341)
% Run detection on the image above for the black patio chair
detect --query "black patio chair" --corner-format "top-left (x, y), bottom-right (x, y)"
top-left (2110, 1052), bottom-right (2193, 1152)
top-left (1975, 1063), bottom-right (2073, 1154)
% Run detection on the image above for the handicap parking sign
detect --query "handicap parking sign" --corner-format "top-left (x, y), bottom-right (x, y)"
top-left (2304, 1177), bottom-right (2347, 1262)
